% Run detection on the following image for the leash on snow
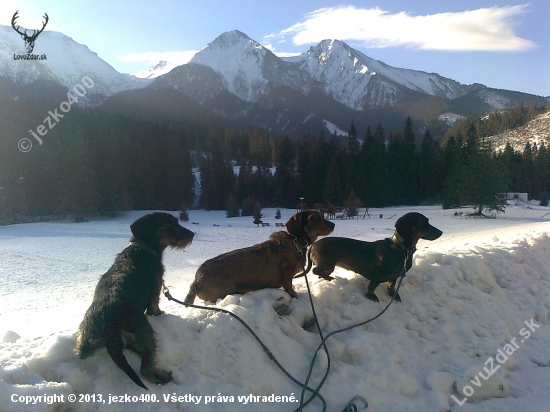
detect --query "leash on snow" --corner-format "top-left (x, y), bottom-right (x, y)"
top-left (162, 285), bottom-right (327, 411)
top-left (163, 247), bottom-right (409, 412)
top-left (298, 261), bottom-right (406, 412)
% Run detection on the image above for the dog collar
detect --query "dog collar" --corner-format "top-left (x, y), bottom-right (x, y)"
top-left (287, 232), bottom-right (309, 266)
top-left (390, 232), bottom-right (416, 256)
top-left (287, 232), bottom-right (310, 270)
top-left (288, 232), bottom-right (310, 249)
top-left (128, 241), bottom-right (158, 257)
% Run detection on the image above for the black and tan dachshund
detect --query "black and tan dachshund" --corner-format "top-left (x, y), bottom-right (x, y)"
top-left (75, 213), bottom-right (194, 389)
top-left (307, 212), bottom-right (442, 302)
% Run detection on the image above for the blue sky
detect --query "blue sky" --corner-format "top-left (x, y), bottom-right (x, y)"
top-left (1, 0), bottom-right (549, 96)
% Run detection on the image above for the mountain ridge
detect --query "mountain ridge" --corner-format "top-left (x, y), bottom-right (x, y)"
top-left (0, 25), bottom-right (150, 106)
top-left (1, 25), bottom-right (547, 136)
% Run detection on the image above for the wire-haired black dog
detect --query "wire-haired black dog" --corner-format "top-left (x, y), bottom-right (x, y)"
top-left (75, 213), bottom-right (194, 389)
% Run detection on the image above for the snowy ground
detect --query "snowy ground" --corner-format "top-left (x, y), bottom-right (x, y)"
top-left (1, 204), bottom-right (550, 412)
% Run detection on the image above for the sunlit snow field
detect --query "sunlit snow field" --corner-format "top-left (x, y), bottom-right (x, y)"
top-left (1, 204), bottom-right (550, 412)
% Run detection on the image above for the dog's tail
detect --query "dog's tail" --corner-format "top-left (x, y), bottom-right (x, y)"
top-left (293, 247), bottom-right (313, 278)
top-left (74, 318), bottom-right (103, 359)
top-left (104, 323), bottom-right (148, 390)
top-left (183, 283), bottom-right (197, 304)
top-left (74, 335), bottom-right (99, 359)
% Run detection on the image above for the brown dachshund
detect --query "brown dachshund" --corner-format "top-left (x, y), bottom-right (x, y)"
top-left (307, 212), bottom-right (442, 302)
top-left (184, 211), bottom-right (335, 304)
top-left (75, 213), bottom-right (194, 389)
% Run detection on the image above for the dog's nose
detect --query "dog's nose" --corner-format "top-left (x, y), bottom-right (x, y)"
top-left (427, 227), bottom-right (443, 240)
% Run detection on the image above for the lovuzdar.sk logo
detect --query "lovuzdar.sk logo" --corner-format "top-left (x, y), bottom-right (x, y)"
top-left (12, 10), bottom-right (49, 60)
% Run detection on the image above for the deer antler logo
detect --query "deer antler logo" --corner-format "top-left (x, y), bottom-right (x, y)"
top-left (11, 11), bottom-right (49, 54)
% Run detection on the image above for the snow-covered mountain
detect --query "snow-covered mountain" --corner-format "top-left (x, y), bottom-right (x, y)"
top-left (189, 30), bottom-right (316, 103)
top-left (0, 25), bottom-right (150, 106)
top-left (283, 39), bottom-right (474, 110)
top-left (183, 31), bottom-right (473, 110)
top-left (1, 25), bottom-right (546, 136)
top-left (133, 60), bottom-right (182, 79)
top-left (143, 31), bottom-right (546, 135)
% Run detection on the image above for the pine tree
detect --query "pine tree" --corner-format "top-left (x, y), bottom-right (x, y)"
top-left (442, 134), bottom-right (463, 209)
top-left (519, 142), bottom-right (535, 198)
top-left (236, 163), bottom-right (252, 205)
top-left (253, 202), bottom-right (263, 225)
top-left (241, 196), bottom-right (256, 216)
top-left (347, 120), bottom-right (359, 152)
top-left (120, 191), bottom-right (133, 218)
top-left (386, 134), bottom-right (403, 205)
top-left (57, 130), bottom-right (99, 220)
top-left (540, 191), bottom-right (549, 207)
top-left (296, 140), bottom-right (317, 207)
top-left (179, 201), bottom-right (189, 221)
top-left (368, 123), bottom-right (391, 206)
top-left (273, 136), bottom-right (297, 207)
top-left (198, 155), bottom-right (213, 210)
top-left (458, 130), bottom-right (507, 215)
top-left (275, 208), bottom-right (282, 219)
top-left (534, 142), bottom-right (550, 199)
top-left (226, 193), bottom-right (240, 218)
top-left (345, 189), bottom-right (362, 218)
top-left (418, 130), bottom-right (443, 201)
top-left (400, 116), bottom-right (420, 204)
top-left (199, 151), bottom-right (236, 210)
top-left (323, 158), bottom-right (342, 205)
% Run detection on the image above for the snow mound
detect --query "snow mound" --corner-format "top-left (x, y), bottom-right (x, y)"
top-left (1, 218), bottom-right (550, 411)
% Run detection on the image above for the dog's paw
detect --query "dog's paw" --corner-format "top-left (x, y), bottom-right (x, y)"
top-left (387, 287), bottom-right (401, 302)
top-left (142, 367), bottom-right (173, 385)
top-left (287, 290), bottom-right (298, 299)
top-left (146, 308), bottom-right (164, 316)
top-left (366, 293), bottom-right (379, 302)
top-left (157, 370), bottom-right (173, 385)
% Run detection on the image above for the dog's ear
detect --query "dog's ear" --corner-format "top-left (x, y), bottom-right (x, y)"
top-left (286, 212), bottom-right (305, 237)
top-left (131, 214), bottom-right (155, 243)
top-left (395, 213), bottom-right (414, 239)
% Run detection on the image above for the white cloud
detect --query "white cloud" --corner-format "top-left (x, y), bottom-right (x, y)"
top-left (274, 5), bottom-right (536, 51)
top-left (262, 42), bottom-right (301, 58)
top-left (117, 50), bottom-right (198, 64)
top-left (262, 42), bottom-right (276, 52)
top-left (274, 51), bottom-right (302, 58)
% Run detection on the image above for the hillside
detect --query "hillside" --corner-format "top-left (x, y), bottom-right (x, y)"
top-left (488, 110), bottom-right (550, 152)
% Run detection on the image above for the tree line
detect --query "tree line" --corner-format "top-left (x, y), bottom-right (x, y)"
top-left (200, 114), bottom-right (550, 216)
top-left (1, 102), bottom-right (549, 225)
top-left (1, 110), bottom-right (193, 223)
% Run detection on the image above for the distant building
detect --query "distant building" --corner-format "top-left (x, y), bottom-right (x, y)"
top-left (506, 192), bottom-right (528, 202)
